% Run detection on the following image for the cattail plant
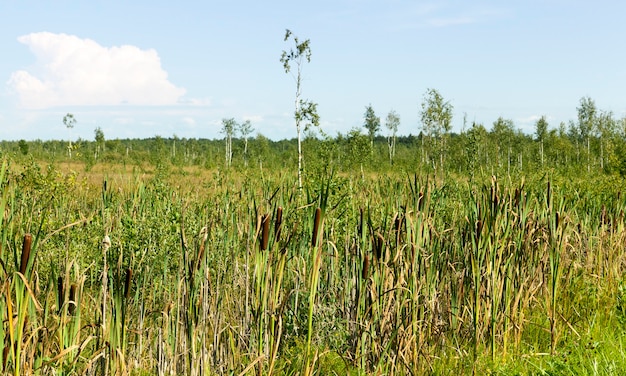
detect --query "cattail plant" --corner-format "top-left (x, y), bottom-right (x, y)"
top-left (274, 206), bottom-right (283, 240)
top-left (68, 284), bottom-right (77, 316)
top-left (392, 212), bottom-right (404, 247)
top-left (312, 207), bottom-right (322, 248)
top-left (470, 212), bottom-right (485, 362)
top-left (361, 254), bottom-right (369, 281)
top-left (304, 206), bottom-right (324, 375)
top-left (3, 233), bottom-right (42, 376)
top-left (18, 233), bottom-right (32, 276)
top-left (2, 346), bottom-right (8, 373)
top-left (548, 202), bottom-right (567, 355)
top-left (57, 276), bottom-right (65, 315)
top-left (99, 234), bottom-right (110, 375)
top-left (373, 231), bottom-right (385, 262)
top-left (261, 213), bottom-right (271, 251)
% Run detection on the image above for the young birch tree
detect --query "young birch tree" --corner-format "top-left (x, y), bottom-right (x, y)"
top-left (491, 117), bottom-right (515, 173)
top-left (577, 96), bottom-right (597, 173)
top-left (281, 29), bottom-right (320, 188)
top-left (535, 116), bottom-right (548, 166)
top-left (238, 120), bottom-right (254, 166)
top-left (597, 110), bottom-right (616, 171)
top-left (385, 110), bottom-right (400, 164)
top-left (222, 118), bottom-right (237, 167)
top-left (420, 88), bottom-right (453, 171)
top-left (363, 104), bottom-right (380, 156)
top-left (63, 113), bottom-right (76, 158)
top-left (94, 127), bottom-right (105, 160)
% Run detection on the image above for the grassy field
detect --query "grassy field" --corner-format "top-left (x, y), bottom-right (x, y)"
top-left (1, 157), bottom-right (626, 375)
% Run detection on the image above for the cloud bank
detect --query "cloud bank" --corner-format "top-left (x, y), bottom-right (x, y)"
top-left (8, 32), bottom-right (186, 109)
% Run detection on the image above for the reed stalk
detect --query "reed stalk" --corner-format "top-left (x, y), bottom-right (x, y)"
top-left (304, 206), bottom-right (323, 376)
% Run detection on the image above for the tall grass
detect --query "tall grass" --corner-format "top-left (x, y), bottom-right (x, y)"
top-left (1, 158), bottom-right (626, 374)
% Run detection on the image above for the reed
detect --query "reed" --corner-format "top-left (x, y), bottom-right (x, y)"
top-left (1, 157), bottom-right (626, 374)
top-left (274, 206), bottom-right (283, 240)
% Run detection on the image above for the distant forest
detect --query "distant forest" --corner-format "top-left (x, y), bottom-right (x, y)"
top-left (3, 96), bottom-right (626, 178)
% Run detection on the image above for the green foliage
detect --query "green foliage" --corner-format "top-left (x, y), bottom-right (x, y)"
top-left (616, 280), bottom-right (626, 326)
top-left (5, 92), bottom-right (626, 179)
top-left (420, 88), bottom-right (454, 171)
top-left (535, 115), bottom-right (549, 141)
top-left (17, 140), bottom-right (28, 156)
top-left (420, 88), bottom-right (453, 138)
top-left (385, 110), bottom-right (400, 163)
top-left (363, 104), bottom-right (380, 143)
top-left (345, 128), bottom-right (370, 169)
top-left (62, 113), bottom-right (76, 130)
top-left (1, 154), bottom-right (626, 374)
top-left (280, 29), bottom-right (311, 73)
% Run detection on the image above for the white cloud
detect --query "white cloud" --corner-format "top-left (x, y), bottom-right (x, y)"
top-left (7, 32), bottom-right (186, 109)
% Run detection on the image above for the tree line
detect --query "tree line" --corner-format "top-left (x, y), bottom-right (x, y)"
top-left (3, 92), bottom-right (626, 179)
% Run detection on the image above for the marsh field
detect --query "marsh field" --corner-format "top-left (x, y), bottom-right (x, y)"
top-left (2, 140), bottom-right (626, 375)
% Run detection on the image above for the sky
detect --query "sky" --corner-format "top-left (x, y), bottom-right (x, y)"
top-left (1, 0), bottom-right (625, 141)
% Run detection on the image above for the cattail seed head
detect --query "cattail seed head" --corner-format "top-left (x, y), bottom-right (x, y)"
top-left (57, 276), bottom-right (64, 314)
top-left (492, 193), bottom-right (499, 214)
top-left (68, 284), bottom-right (77, 315)
top-left (358, 207), bottom-right (364, 237)
top-left (19, 233), bottom-right (32, 276)
top-left (274, 206), bottom-right (283, 240)
top-left (393, 213), bottom-right (403, 233)
top-left (260, 213), bottom-right (270, 250)
top-left (555, 211), bottom-right (561, 229)
top-left (373, 232), bottom-right (385, 261)
top-left (547, 181), bottom-right (552, 207)
top-left (362, 254), bottom-right (370, 280)
top-left (312, 207), bottom-right (322, 248)
top-left (394, 213), bottom-right (404, 243)
top-left (3, 345), bottom-right (9, 371)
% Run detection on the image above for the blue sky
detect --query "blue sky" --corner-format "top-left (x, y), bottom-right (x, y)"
top-left (1, 0), bottom-right (625, 141)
